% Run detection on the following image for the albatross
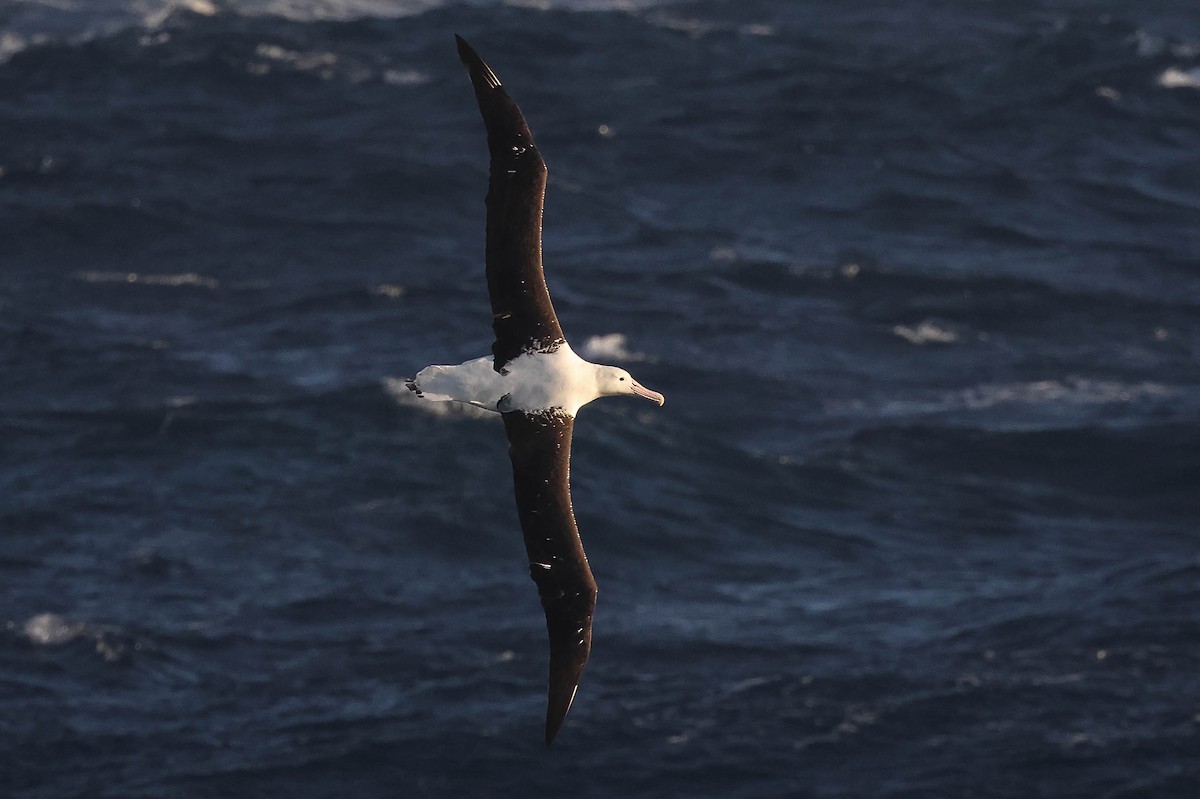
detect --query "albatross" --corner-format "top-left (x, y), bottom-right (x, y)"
top-left (406, 36), bottom-right (665, 744)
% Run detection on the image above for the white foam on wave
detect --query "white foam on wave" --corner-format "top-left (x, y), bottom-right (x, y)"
top-left (892, 320), bottom-right (959, 345)
top-left (0, 0), bottom-right (394, 63)
top-left (22, 612), bottom-right (87, 646)
top-left (20, 613), bottom-right (131, 662)
top-left (580, 333), bottom-right (651, 362)
top-left (248, 41), bottom-right (349, 79)
top-left (221, 0), bottom-right (670, 23)
top-left (381, 68), bottom-right (428, 86)
top-left (241, 0), bottom-right (438, 21)
top-left (244, 41), bottom-right (427, 83)
top-left (255, 42), bottom-right (336, 68)
top-left (1, 1), bottom-right (212, 62)
top-left (0, 32), bottom-right (29, 63)
top-left (242, 0), bottom-right (686, 23)
top-left (373, 283), bottom-right (405, 299)
top-left (955, 379), bottom-right (1175, 410)
top-left (144, 0), bottom-right (218, 26)
top-left (1158, 67), bottom-right (1200, 90)
top-left (827, 379), bottom-right (1178, 422)
top-left (0, 0), bottom-right (684, 64)
top-left (214, 0), bottom-right (677, 21)
top-left (73, 270), bottom-right (219, 288)
top-left (646, 10), bottom-right (774, 38)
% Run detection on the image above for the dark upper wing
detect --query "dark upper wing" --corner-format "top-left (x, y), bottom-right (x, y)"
top-left (501, 410), bottom-right (597, 746)
top-left (456, 35), bottom-right (565, 372)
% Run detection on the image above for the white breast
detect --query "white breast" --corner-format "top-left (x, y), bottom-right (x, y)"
top-left (503, 344), bottom-right (600, 416)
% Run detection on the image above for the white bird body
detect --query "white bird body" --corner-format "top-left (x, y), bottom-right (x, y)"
top-left (411, 343), bottom-right (662, 417)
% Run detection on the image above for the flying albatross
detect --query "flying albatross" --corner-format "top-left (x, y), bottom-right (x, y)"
top-left (406, 36), bottom-right (665, 744)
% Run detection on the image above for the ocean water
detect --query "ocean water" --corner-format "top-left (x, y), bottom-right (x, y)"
top-left (2, 0), bottom-right (1199, 796)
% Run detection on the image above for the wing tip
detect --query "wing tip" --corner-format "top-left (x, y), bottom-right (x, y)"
top-left (454, 33), bottom-right (502, 90)
top-left (542, 608), bottom-right (594, 746)
top-left (544, 672), bottom-right (582, 746)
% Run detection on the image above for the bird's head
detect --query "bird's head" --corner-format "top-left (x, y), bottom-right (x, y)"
top-left (595, 366), bottom-right (665, 406)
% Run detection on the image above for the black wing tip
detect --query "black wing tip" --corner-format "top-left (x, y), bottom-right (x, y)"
top-left (543, 608), bottom-right (595, 746)
top-left (453, 32), bottom-right (472, 62)
top-left (454, 34), bottom-right (502, 90)
top-left (544, 658), bottom-right (586, 746)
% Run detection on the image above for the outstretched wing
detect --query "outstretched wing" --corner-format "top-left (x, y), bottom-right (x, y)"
top-left (501, 410), bottom-right (597, 745)
top-left (456, 35), bottom-right (565, 372)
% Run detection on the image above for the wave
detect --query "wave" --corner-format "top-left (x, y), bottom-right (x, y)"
top-left (18, 612), bottom-right (133, 663)
top-left (580, 332), bottom-right (652, 362)
top-left (0, 0), bottom-right (689, 61)
top-left (826, 378), bottom-right (1181, 422)
top-left (73, 270), bottom-right (220, 288)
top-left (1158, 66), bottom-right (1200, 89)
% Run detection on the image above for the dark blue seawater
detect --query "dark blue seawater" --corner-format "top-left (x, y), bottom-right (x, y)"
top-left (2, 1), bottom-right (1199, 796)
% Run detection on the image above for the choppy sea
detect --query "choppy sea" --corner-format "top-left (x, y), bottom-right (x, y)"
top-left (2, 1), bottom-right (1199, 796)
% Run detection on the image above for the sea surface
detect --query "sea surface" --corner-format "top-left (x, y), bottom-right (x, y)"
top-left (2, 1), bottom-right (1199, 796)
